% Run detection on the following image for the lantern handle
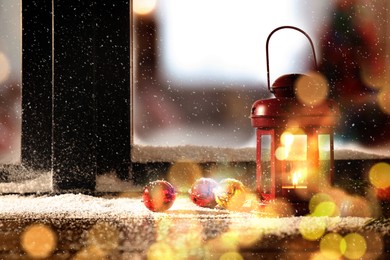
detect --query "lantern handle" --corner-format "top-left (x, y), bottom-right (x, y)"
top-left (266, 26), bottom-right (318, 93)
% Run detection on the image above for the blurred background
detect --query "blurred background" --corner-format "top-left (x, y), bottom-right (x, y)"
top-left (0, 0), bottom-right (390, 163)
top-left (133, 0), bottom-right (332, 147)
top-left (133, 0), bottom-right (390, 153)
top-left (0, 0), bottom-right (21, 164)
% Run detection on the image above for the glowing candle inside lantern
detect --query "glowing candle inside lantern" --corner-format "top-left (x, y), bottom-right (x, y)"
top-left (282, 170), bottom-right (307, 189)
top-left (292, 172), bottom-right (299, 189)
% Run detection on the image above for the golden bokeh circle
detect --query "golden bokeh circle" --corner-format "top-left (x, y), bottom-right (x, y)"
top-left (320, 233), bottom-right (344, 259)
top-left (87, 222), bottom-right (120, 253)
top-left (299, 217), bottom-right (326, 241)
top-left (20, 223), bottom-right (57, 259)
top-left (167, 161), bottom-right (203, 193)
top-left (133, 0), bottom-right (157, 15)
top-left (341, 233), bottom-right (367, 260)
top-left (295, 72), bottom-right (329, 106)
top-left (378, 88), bottom-right (390, 115)
top-left (369, 162), bottom-right (390, 189)
top-left (147, 242), bottom-right (174, 260)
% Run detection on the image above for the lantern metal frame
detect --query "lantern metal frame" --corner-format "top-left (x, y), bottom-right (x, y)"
top-left (251, 26), bottom-right (339, 207)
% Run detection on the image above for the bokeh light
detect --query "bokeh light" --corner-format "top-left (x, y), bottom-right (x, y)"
top-left (156, 218), bottom-right (174, 241)
top-left (0, 52), bottom-right (11, 83)
top-left (220, 251), bottom-right (244, 260)
top-left (167, 161), bottom-right (202, 193)
top-left (341, 233), bottom-right (367, 260)
top-left (369, 162), bottom-right (390, 189)
top-left (280, 131), bottom-right (294, 146)
top-left (86, 222), bottom-right (119, 255)
top-left (155, 217), bottom-right (204, 259)
top-left (275, 146), bottom-right (287, 161)
top-left (147, 242), bottom-right (174, 260)
top-left (299, 217), bottom-right (326, 241)
top-left (262, 198), bottom-right (293, 217)
top-left (20, 223), bottom-right (57, 259)
top-left (309, 193), bottom-right (338, 217)
top-left (133, 0), bottom-right (157, 15)
top-left (313, 201), bottom-right (337, 217)
top-left (295, 72), bottom-right (329, 106)
top-left (228, 216), bottom-right (263, 247)
top-left (74, 246), bottom-right (106, 260)
top-left (319, 233), bottom-right (344, 259)
top-left (378, 87), bottom-right (390, 115)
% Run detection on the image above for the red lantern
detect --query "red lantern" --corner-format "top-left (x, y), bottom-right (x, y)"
top-left (251, 26), bottom-right (339, 210)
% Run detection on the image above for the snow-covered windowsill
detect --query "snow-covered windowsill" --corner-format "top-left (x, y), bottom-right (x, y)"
top-left (0, 194), bottom-right (388, 259)
top-left (0, 145), bottom-right (389, 258)
top-left (0, 145), bottom-right (389, 194)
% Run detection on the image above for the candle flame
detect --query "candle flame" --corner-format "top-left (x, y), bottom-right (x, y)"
top-left (292, 171), bottom-right (301, 186)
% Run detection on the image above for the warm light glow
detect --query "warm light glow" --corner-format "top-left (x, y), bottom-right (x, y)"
top-left (87, 222), bottom-right (119, 254)
top-left (369, 162), bottom-right (390, 189)
top-left (341, 233), bottom-right (367, 260)
top-left (281, 132), bottom-right (294, 146)
top-left (378, 87), bottom-right (390, 115)
top-left (220, 251), bottom-right (244, 260)
top-left (0, 52), bottom-right (11, 83)
top-left (262, 198), bottom-right (294, 217)
top-left (167, 161), bottom-right (202, 193)
top-left (74, 246), bottom-right (105, 260)
top-left (299, 217), bottom-right (326, 241)
top-left (320, 233), bottom-right (344, 259)
top-left (292, 171), bottom-right (300, 186)
top-left (281, 132), bottom-right (294, 159)
top-left (20, 224), bottom-right (57, 259)
top-left (313, 201), bottom-right (337, 217)
top-left (278, 132), bottom-right (307, 161)
top-left (228, 215), bottom-right (264, 247)
top-left (155, 217), bottom-right (203, 258)
top-left (296, 72), bottom-right (329, 106)
top-left (147, 242), bottom-right (174, 259)
top-left (133, 0), bottom-right (157, 15)
top-left (309, 193), bottom-right (339, 217)
top-left (275, 146), bottom-right (288, 161)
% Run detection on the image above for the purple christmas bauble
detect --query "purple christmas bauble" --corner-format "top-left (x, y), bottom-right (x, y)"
top-left (189, 178), bottom-right (218, 208)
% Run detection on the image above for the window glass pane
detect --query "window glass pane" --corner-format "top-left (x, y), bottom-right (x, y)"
top-left (133, 0), bottom-right (333, 148)
top-left (0, 0), bottom-right (21, 163)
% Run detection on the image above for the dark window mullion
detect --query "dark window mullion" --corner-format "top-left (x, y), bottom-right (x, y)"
top-left (22, 0), bottom-right (131, 193)
top-left (52, 0), bottom-right (97, 192)
top-left (22, 0), bottom-right (53, 171)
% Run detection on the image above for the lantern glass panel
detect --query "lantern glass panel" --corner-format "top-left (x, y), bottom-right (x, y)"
top-left (281, 134), bottom-right (308, 189)
top-left (260, 134), bottom-right (272, 195)
top-left (318, 134), bottom-right (331, 182)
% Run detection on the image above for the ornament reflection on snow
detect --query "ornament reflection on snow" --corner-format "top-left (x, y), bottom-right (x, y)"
top-left (214, 178), bottom-right (247, 211)
top-left (142, 180), bottom-right (176, 212)
top-left (189, 178), bottom-right (218, 208)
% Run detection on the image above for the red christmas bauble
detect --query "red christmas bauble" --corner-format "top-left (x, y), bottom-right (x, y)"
top-left (143, 180), bottom-right (176, 212)
top-left (189, 178), bottom-right (218, 208)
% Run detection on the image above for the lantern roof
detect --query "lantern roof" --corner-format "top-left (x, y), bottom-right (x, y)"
top-left (251, 74), bottom-right (339, 128)
top-left (251, 97), bottom-right (339, 128)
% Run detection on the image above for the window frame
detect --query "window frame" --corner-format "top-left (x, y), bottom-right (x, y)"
top-left (21, 0), bottom-right (131, 192)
